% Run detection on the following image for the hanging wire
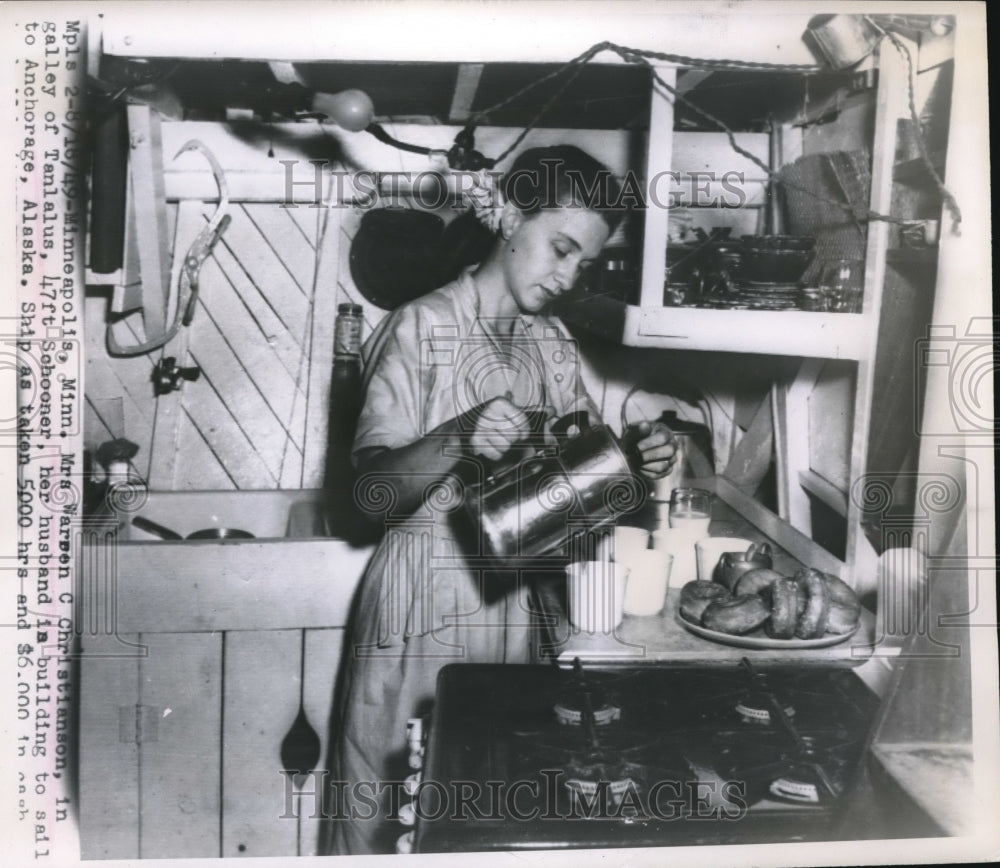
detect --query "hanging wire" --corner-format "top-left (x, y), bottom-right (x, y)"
top-left (472, 40), bottom-right (960, 233)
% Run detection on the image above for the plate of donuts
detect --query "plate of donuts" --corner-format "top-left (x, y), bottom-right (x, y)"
top-left (676, 568), bottom-right (863, 649)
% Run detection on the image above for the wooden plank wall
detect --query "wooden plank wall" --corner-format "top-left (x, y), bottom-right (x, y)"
top-left (153, 200), bottom-right (319, 488)
top-left (85, 199), bottom-right (344, 489)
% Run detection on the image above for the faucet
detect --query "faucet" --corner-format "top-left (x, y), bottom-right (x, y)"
top-left (88, 438), bottom-right (143, 524)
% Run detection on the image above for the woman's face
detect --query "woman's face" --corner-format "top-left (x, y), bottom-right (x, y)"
top-left (500, 206), bottom-right (611, 313)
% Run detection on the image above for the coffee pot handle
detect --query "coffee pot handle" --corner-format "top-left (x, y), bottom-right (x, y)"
top-left (550, 410), bottom-right (591, 438)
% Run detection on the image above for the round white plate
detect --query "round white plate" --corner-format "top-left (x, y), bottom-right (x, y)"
top-left (677, 614), bottom-right (859, 649)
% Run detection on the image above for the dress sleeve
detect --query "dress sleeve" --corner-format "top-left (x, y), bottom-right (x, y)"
top-left (352, 304), bottom-right (429, 461)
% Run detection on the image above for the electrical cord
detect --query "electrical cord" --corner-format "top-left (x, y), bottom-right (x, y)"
top-left (471, 39), bottom-right (959, 233)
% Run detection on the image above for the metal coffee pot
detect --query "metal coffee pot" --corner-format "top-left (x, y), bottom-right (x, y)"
top-left (465, 411), bottom-right (641, 561)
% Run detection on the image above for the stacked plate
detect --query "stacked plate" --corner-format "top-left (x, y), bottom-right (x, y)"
top-left (730, 281), bottom-right (802, 310)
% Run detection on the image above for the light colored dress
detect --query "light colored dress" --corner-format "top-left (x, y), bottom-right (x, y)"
top-left (321, 269), bottom-right (598, 855)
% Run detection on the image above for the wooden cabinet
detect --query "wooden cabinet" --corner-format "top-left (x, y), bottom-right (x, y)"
top-left (78, 493), bottom-right (374, 859)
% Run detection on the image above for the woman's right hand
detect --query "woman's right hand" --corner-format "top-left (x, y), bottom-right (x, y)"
top-left (468, 397), bottom-right (540, 462)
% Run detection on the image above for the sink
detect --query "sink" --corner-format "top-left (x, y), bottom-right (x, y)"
top-left (85, 489), bottom-right (376, 631)
top-left (124, 489), bottom-right (331, 540)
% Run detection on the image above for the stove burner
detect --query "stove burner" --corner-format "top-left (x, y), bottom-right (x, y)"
top-left (564, 757), bottom-right (639, 813)
top-left (554, 658), bottom-right (623, 727)
top-left (734, 699), bottom-right (796, 725)
top-left (715, 730), bottom-right (859, 805)
top-left (770, 777), bottom-right (820, 804)
top-left (554, 700), bottom-right (621, 727)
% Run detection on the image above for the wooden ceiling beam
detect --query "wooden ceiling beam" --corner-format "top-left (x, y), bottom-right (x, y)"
top-left (448, 63), bottom-right (484, 123)
top-left (675, 68), bottom-right (715, 95)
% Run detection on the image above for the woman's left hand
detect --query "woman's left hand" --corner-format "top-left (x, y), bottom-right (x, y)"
top-left (625, 420), bottom-right (678, 480)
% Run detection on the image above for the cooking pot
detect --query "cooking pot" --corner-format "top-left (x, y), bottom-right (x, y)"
top-left (738, 234), bottom-right (816, 284)
top-left (131, 516), bottom-right (255, 541)
top-left (349, 208), bottom-right (445, 310)
top-left (464, 411), bottom-right (643, 561)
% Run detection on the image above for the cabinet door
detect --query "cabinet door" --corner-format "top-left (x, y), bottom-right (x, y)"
top-left (138, 632), bottom-right (223, 858)
top-left (78, 635), bottom-right (141, 860)
top-left (80, 625), bottom-right (348, 859)
top-left (220, 627), bottom-right (344, 858)
top-left (221, 629), bottom-right (302, 858)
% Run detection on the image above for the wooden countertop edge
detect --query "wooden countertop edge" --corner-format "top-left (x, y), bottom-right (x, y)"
top-left (531, 576), bottom-right (876, 668)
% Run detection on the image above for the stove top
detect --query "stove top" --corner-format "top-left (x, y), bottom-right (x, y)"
top-left (413, 661), bottom-right (880, 853)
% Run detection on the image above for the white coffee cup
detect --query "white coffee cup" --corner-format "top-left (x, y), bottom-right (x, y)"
top-left (651, 527), bottom-right (701, 585)
top-left (695, 537), bottom-right (755, 583)
top-left (612, 525), bottom-right (649, 561)
top-left (622, 550), bottom-right (673, 617)
top-left (566, 560), bottom-right (627, 633)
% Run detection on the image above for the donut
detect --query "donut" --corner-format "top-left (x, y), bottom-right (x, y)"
top-left (826, 599), bottom-right (861, 635)
top-left (734, 567), bottom-right (784, 597)
top-left (765, 579), bottom-right (800, 639)
top-left (823, 572), bottom-right (862, 614)
top-left (793, 569), bottom-right (831, 639)
top-left (701, 594), bottom-right (770, 635)
top-left (679, 580), bottom-right (730, 623)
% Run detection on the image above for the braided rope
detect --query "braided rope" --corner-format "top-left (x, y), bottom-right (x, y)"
top-left (491, 54), bottom-right (598, 165)
top-left (878, 25), bottom-right (962, 232)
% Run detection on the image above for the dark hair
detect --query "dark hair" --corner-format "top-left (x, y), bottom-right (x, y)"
top-left (501, 145), bottom-right (625, 233)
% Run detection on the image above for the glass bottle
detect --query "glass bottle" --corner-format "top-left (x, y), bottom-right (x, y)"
top-left (326, 304), bottom-right (364, 533)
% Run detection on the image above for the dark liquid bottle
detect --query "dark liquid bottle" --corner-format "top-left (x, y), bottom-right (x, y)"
top-left (325, 304), bottom-right (365, 538)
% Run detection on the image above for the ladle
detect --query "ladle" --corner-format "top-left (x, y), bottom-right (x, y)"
top-left (280, 630), bottom-right (322, 788)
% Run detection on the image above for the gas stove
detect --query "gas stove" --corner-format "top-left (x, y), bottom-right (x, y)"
top-left (412, 660), bottom-right (880, 853)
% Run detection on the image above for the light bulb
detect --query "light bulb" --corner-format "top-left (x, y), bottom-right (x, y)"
top-left (312, 89), bottom-right (375, 132)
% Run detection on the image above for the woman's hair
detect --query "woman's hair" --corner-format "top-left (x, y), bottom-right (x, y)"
top-left (435, 145), bottom-right (626, 286)
top-left (501, 145), bottom-right (625, 233)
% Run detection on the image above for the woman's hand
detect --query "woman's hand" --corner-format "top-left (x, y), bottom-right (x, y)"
top-left (468, 397), bottom-right (543, 462)
top-left (625, 420), bottom-right (678, 480)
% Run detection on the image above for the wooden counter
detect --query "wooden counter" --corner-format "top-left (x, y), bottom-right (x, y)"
top-left (531, 493), bottom-right (876, 667)
top-left (533, 579), bottom-right (875, 668)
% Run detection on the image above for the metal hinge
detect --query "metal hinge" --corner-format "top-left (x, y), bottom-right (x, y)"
top-left (118, 704), bottom-right (160, 744)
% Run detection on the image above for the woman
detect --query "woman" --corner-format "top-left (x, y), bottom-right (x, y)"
top-left (321, 145), bottom-right (676, 854)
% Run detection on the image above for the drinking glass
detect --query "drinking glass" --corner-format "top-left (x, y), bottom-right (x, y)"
top-left (668, 488), bottom-right (713, 535)
top-left (818, 259), bottom-right (863, 313)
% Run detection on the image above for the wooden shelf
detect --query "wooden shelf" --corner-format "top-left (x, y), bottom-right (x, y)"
top-left (630, 305), bottom-right (869, 358)
top-left (559, 294), bottom-right (870, 359)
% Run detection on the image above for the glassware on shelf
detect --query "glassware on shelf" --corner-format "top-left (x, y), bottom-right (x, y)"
top-left (799, 287), bottom-right (827, 312)
top-left (817, 259), bottom-right (864, 312)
